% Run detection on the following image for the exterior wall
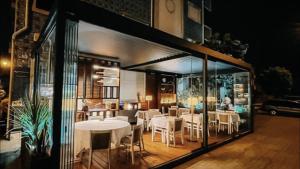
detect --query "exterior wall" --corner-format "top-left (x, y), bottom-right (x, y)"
top-left (12, 0), bottom-right (47, 100)
top-left (82, 0), bottom-right (151, 25)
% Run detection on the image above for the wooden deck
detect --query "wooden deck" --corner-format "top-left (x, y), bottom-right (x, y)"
top-left (175, 115), bottom-right (300, 169)
top-left (74, 128), bottom-right (230, 169)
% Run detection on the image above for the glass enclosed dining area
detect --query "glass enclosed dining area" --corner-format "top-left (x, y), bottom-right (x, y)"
top-left (34, 18), bottom-right (252, 169)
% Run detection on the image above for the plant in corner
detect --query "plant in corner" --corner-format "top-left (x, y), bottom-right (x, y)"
top-left (10, 97), bottom-right (53, 169)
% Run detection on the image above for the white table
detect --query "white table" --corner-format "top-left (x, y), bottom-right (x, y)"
top-left (74, 120), bottom-right (131, 158)
top-left (180, 114), bottom-right (204, 139)
top-left (209, 111), bottom-right (241, 134)
top-left (135, 110), bottom-right (161, 131)
top-left (148, 116), bottom-right (177, 143)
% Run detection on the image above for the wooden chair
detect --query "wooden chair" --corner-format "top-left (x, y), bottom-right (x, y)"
top-left (208, 112), bottom-right (218, 135)
top-left (120, 124), bottom-right (143, 165)
top-left (151, 120), bottom-right (167, 143)
top-left (165, 118), bottom-right (184, 147)
top-left (137, 118), bottom-right (145, 150)
top-left (168, 108), bottom-right (178, 117)
top-left (186, 114), bottom-right (209, 139)
top-left (88, 131), bottom-right (112, 169)
top-left (137, 111), bottom-right (147, 130)
top-left (218, 113), bottom-right (231, 134)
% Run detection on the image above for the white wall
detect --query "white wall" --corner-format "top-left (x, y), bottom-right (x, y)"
top-left (120, 70), bottom-right (145, 102)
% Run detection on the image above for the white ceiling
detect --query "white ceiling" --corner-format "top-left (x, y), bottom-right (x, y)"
top-left (78, 21), bottom-right (245, 74)
top-left (78, 21), bottom-right (183, 67)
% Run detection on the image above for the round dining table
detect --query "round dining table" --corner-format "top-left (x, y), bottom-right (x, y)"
top-left (74, 119), bottom-right (131, 158)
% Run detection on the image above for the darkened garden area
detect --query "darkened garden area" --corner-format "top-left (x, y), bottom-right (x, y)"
top-left (205, 0), bottom-right (300, 99)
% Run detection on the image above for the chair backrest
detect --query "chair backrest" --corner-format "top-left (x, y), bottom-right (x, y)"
top-left (168, 108), bottom-right (177, 117)
top-left (137, 111), bottom-right (145, 119)
top-left (171, 118), bottom-right (183, 132)
top-left (219, 113), bottom-right (229, 123)
top-left (132, 124), bottom-right (142, 144)
top-left (90, 131), bottom-right (111, 150)
top-left (149, 109), bottom-right (159, 112)
top-left (208, 112), bottom-right (217, 122)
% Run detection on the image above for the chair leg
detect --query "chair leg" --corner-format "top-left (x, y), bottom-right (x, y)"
top-left (141, 135), bottom-right (145, 150)
top-left (107, 149), bottom-right (111, 169)
top-left (88, 150), bottom-right (92, 169)
top-left (181, 132), bottom-right (184, 144)
top-left (152, 127), bottom-right (154, 142)
top-left (131, 146), bottom-right (135, 165)
top-left (167, 131), bottom-right (170, 147)
top-left (196, 125), bottom-right (200, 139)
top-left (173, 134), bottom-right (176, 147)
top-left (139, 142), bottom-right (142, 158)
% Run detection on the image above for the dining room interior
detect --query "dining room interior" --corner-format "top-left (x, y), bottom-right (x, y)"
top-left (56, 21), bottom-right (253, 169)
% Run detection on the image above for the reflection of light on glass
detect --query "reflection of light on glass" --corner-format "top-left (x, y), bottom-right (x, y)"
top-left (93, 65), bottom-right (119, 71)
top-left (128, 104), bottom-right (133, 110)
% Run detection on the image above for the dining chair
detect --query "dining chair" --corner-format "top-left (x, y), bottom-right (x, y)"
top-left (208, 112), bottom-right (218, 135)
top-left (231, 113), bottom-right (240, 133)
top-left (120, 124), bottom-right (143, 165)
top-left (137, 111), bottom-right (147, 130)
top-left (168, 108), bottom-right (178, 117)
top-left (88, 131), bottom-right (112, 169)
top-left (185, 114), bottom-right (209, 139)
top-left (218, 113), bottom-right (231, 134)
top-left (137, 118), bottom-right (145, 150)
top-left (165, 118), bottom-right (184, 147)
top-left (151, 120), bottom-right (167, 143)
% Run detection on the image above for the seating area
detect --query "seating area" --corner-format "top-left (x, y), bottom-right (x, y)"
top-left (70, 54), bottom-right (251, 169)
top-left (74, 105), bottom-right (246, 169)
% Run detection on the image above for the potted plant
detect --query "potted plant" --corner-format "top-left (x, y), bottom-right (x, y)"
top-left (11, 97), bottom-right (53, 169)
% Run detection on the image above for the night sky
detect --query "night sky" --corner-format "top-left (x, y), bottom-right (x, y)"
top-left (206, 0), bottom-right (300, 94)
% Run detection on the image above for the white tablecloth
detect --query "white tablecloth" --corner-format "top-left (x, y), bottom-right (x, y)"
top-left (148, 116), bottom-right (177, 129)
top-left (135, 110), bottom-right (161, 130)
top-left (74, 120), bottom-right (131, 157)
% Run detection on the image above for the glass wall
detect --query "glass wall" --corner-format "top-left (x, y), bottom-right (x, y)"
top-left (207, 59), bottom-right (251, 145)
top-left (36, 19), bottom-right (78, 169)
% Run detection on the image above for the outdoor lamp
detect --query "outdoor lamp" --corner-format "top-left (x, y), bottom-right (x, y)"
top-left (145, 95), bottom-right (153, 110)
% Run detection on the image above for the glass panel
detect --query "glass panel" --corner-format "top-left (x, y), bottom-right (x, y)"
top-left (60, 19), bottom-right (78, 169)
top-left (207, 59), bottom-right (252, 145)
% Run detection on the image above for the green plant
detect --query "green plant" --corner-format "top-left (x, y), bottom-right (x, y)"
top-left (11, 97), bottom-right (53, 155)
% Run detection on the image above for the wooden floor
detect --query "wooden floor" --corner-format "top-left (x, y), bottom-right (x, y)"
top-left (175, 115), bottom-right (300, 169)
top-left (74, 127), bottom-right (232, 169)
